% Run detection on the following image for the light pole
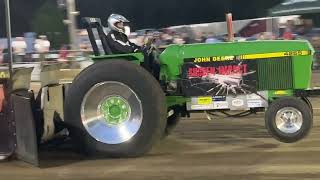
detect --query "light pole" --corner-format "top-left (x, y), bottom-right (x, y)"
top-left (58, 0), bottom-right (79, 50)
top-left (5, 0), bottom-right (13, 81)
top-left (66, 0), bottom-right (79, 50)
top-left (4, 0), bottom-right (14, 161)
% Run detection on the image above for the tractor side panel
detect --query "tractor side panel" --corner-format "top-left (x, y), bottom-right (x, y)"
top-left (160, 40), bottom-right (314, 95)
top-left (91, 53), bottom-right (144, 64)
top-left (293, 55), bottom-right (313, 89)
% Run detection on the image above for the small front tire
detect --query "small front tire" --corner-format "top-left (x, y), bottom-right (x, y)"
top-left (265, 97), bottom-right (313, 143)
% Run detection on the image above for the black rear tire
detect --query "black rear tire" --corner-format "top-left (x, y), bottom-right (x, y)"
top-left (265, 97), bottom-right (313, 143)
top-left (64, 60), bottom-right (166, 157)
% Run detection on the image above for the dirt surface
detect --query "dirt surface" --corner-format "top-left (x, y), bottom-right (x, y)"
top-left (0, 72), bottom-right (319, 180)
top-left (0, 113), bottom-right (319, 180)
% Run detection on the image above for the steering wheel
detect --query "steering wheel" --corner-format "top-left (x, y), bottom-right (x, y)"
top-left (141, 37), bottom-right (154, 54)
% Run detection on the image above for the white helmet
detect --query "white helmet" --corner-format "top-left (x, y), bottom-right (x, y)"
top-left (107, 14), bottom-right (130, 33)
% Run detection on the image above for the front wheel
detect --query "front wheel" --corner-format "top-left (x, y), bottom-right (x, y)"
top-left (64, 60), bottom-right (166, 157)
top-left (265, 97), bottom-right (313, 143)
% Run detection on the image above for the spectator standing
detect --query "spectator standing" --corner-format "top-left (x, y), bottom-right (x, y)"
top-left (192, 32), bottom-right (206, 43)
top-left (34, 35), bottom-right (51, 53)
top-left (205, 33), bottom-right (222, 43)
top-left (181, 33), bottom-right (192, 44)
top-left (12, 37), bottom-right (27, 63)
top-left (282, 28), bottom-right (294, 40)
top-left (34, 35), bottom-right (51, 62)
top-left (59, 44), bottom-right (70, 61)
top-left (0, 47), bottom-right (3, 64)
top-left (172, 34), bottom-right (185, 44)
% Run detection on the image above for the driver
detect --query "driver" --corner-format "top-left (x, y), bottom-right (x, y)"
top-left (106, 14), bottom-right (159, 78)
top-left (106, 14), bottom-right (140, 54)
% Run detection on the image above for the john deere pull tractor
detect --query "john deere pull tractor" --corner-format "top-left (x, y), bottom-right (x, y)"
top-left (1, 16), bottom-right (320, 164)
top-left (62, 17), bottom-right (320, 157)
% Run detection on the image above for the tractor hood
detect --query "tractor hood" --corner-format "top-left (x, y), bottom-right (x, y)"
top-left (159, 40), bottom-right (314, 81)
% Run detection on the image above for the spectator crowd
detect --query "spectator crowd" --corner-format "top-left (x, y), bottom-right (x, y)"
top-left (0, 17), bottom-right (319, 70)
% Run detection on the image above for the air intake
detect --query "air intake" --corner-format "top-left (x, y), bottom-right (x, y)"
top-left (257, 57), bottom-right (293, 90)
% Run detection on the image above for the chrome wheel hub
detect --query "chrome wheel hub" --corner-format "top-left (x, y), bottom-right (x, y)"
top-left (81, 82), bottom-right (143, 144)
top-left (275, 107), bottom-right (303, 134)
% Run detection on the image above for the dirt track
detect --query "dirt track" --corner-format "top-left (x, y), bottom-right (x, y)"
top-left (0, 71), bottom-right (319, 180)
top-left (0, 113), bottom-right (320, 180)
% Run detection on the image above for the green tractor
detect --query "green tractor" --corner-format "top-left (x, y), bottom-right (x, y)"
top-left (62, 17), bottom-right (318, 157)
top-left (1, 17), bottom-right (319, 164)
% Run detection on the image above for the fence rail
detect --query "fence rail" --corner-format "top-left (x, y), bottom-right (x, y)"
top-left (1, 50), bottom-right (93, 64)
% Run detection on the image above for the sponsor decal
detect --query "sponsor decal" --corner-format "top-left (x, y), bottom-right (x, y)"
top-left (247, 93), bottom-right (262, 100)
top-left (247, 100), bottom-right (264, 108)
top-left (185, 50), bottom-right (311, 63)
top-left (213, 101), bottom-right (229, 109)
top-left (197, 97), bottom-right (213, 105)
top-left (181, 60), bottom-right (257, 96)
top-left (0, 72), bottom-right (9, 79)
top-left (274, 90), bottom-right (289, 95)
top-left (188, 64), bottom-right (248, 78)
top-left (232, 99), bottom-right (244, 107)
top-left (191, 104), bottom-right (214, 110)
top-left (240, 50), bottom-right (310, 60)
top-left (191, 56), bottom-right (236, 63)
top-left (213, 96), bottom-right (227, 101)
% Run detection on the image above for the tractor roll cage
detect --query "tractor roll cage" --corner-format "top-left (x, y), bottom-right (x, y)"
top-left (82, 17), bottom-right (113, 56)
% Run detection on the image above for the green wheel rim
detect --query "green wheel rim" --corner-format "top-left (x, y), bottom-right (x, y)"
top-left (100, 96), bottom-right (131, 125)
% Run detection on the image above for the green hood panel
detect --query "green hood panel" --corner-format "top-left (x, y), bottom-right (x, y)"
top-left (159, 40), bottom-right (314, 83)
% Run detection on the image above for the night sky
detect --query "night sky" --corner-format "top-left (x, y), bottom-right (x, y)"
top-left (0, 0), bottom-right (282, 37)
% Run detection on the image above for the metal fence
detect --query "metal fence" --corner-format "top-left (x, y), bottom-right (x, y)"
top-left (0, 50), bottom-right (94, 82)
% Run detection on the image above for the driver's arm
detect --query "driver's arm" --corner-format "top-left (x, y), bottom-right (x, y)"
top-left (129, 42), bottom-right (141, 52)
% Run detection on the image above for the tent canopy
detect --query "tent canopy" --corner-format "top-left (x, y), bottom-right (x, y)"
top-left (269, 0), bottom-right (320, 16)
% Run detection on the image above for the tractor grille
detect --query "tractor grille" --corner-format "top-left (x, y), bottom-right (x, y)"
top-left (257, 57), bottom-right (293, 90)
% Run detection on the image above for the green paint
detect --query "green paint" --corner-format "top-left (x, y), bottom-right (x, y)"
top-left (268, 90), bottom-right (294, 100)
top-left (91, 53), bottom-right (144, 63)
top-left (160, 40), bottom-right (314, 82)
top-left (293, 55), bottom-right (313, 89)
top-left (100, 96), bottom-right (131, 125)
top-left (166, 96), bottom-right (188, 108)
top-left (89, 40), bottom-right (314, 109)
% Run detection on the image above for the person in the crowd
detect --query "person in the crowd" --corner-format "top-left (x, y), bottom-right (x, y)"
top-left (34, 35), bottom-right (51, 53)
top-left (59, 44), bottom-right (70, 61)
top-left (12, 37), bottom-right (27, 62)
top-left (172, 34), bottom-right (185, 44)
top-left (0, 44), bottom-right (4, 63)
top-left (282, 28), bottom-right (294, 40)
top-left (34, 35), bottom-right (51, 62)
top-left (0, 46), bottom-right (3, 64)
top-left (181, 33), bottom-right (192, 44)
top-left (205, 33), bottom-right (222, 43)
top-left (192, 32), bottom-right (206, 43)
